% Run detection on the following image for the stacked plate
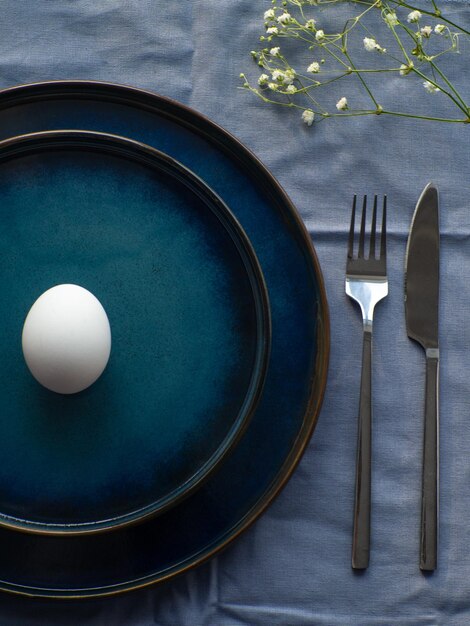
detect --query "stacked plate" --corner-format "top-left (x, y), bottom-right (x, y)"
top-left (0, 81), bottom-right (329, 598)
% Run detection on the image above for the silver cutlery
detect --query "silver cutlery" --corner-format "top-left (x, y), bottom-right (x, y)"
top-left (346, 195), bottom-right (388, 570)
top-left (405, 182), bottom-right (440, 571)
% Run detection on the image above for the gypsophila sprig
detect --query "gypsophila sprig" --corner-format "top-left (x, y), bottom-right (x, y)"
top-left (241, 0), bottom-right (470, 126)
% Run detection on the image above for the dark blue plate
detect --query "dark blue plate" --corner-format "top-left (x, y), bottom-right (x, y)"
top-left (0, 81), bottom-right (329, 597)
top-left (0, 129), bottom-right (270, 534)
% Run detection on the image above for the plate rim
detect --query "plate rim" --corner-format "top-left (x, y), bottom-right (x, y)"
top-left (0, 80), bottom-right (330, 598)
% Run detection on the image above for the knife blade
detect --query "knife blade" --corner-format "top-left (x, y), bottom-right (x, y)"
top-left (405, 182), bottom-right (439, 571)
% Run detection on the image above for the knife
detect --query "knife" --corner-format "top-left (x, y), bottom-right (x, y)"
top-left (405, 182), bottom-right (440, 571)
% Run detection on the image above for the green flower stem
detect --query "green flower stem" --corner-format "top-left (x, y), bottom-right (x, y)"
top-left (296, 3), bottom-right (308, 21)
top-left (389, 23), bottom-right (414, 64)
top-left (429, 60), bottom-right (469, 111)
top-left (411, 66), bottom-right (469, 116)
top-left (321, 43), bottom-right (351, 70)
top-left (398, 21), bottom-right (429, 51)
top-left (259, 53), bottom-right (293, 76)
top-left (430, 42), bottom-right (462, 61)
top-left (289, 0), bottom-right (307, 16)
top-left (295, 77), bottom-right (330, 113)
top-left (351, 67), bottom-right (407, 73)
top-left (320, 1), bottom-right (382, 45)
top-left (278, 29), bottom-right (316, 45)
top-left (380, 109), bottom-right (469, 123)
top-left (304, 91), bottom-right (329, 113)
top-left (240, 84), bottom-right (307, 109)
top-left (306, 72), bottom-right (349, 88)
top-left (329, 110), bottom-right (379, 117)
top-left (342, 49), bottom-right (380, 108)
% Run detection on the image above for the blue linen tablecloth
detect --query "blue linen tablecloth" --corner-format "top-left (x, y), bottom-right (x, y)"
top-left (0, 1), bottom-right (469, 624)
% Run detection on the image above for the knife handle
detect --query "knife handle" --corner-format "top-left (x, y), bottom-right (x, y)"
top-left (352, 329), bottom-right (372, 570)
top-left (420, 352), bottom-right (439, 571)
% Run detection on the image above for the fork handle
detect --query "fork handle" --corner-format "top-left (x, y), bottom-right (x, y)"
top-left (352, 328), bottom-right (372, 570)
top-left (420, 353), bottom-right (439, 571)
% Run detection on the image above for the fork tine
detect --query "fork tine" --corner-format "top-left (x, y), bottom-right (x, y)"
top-left (380, 196), bottom-right (387, 260)
top-left (348, 195), bottom-right (357, 259)
top-left (369, 195), bottom-right (377, 259)
top-left (358, 196), bottom-right (367, 258)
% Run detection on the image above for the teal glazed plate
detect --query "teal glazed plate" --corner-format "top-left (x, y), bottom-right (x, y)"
top-left (0, 81), bottom-right (329, 597)
top-left (0, 129), bottom-right (270, 534)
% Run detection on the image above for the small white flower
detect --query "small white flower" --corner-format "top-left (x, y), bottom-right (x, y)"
top-left (285, 84), bottom-right (297, 94)
top-left (434, 23), bottom-right (446, 34)
top-left (315, 30), bottom-right (325, 42)
top-left (336, 96), bottom-right (348, 111)
top-left (302, 109), bottom-right (315, 126)
top-left (305, 19), bottom-right (316, 30)
top-left (420, 26), bottom-right (432, 38)
top-left (272, 69), bottom-right (285, 83)
top-left (268, 82), bottom-right (279, 91)
top-left (407, 10), bottom-right (422, 23)
top-left (307, 61), bottom-right (320, 73)
top-left (264, 9), bottom-right (275, 21)
top-left (384, 12), bottom-right (399, 26)
top-left (270, 47), bottom-right (280, 56)
top-left (271, 69), bottom-right (295, 85)
top-left (258, 74), bottom-right (269, 86)
top-left (363, 37), bottom-right (385, 53)
top-left (423, 80), bottom-right (440, 93)
top-left (399, 62), bottom-right (413, 75)
top-left (266, 27), bottom-right (279, 35)
top-left (277, 12), bottom-right (292, 25)
top-left (284, 68), bottom-right (296, 84)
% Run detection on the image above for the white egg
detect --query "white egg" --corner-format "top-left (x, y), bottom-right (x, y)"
top-left (22, 284), bottom-right (111, 395)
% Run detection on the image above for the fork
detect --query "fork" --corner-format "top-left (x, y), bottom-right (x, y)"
top-left (346, 194), bottom-right (388, 570)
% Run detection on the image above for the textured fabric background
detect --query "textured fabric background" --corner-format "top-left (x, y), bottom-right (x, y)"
top-left (0, 1), bottom-right (469, 624)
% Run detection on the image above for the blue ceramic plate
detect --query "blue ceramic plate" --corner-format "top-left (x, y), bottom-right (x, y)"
top-left (0, 129), bottom-right (270, 534)
top-left (0, 81), bottom-right (329, 597)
